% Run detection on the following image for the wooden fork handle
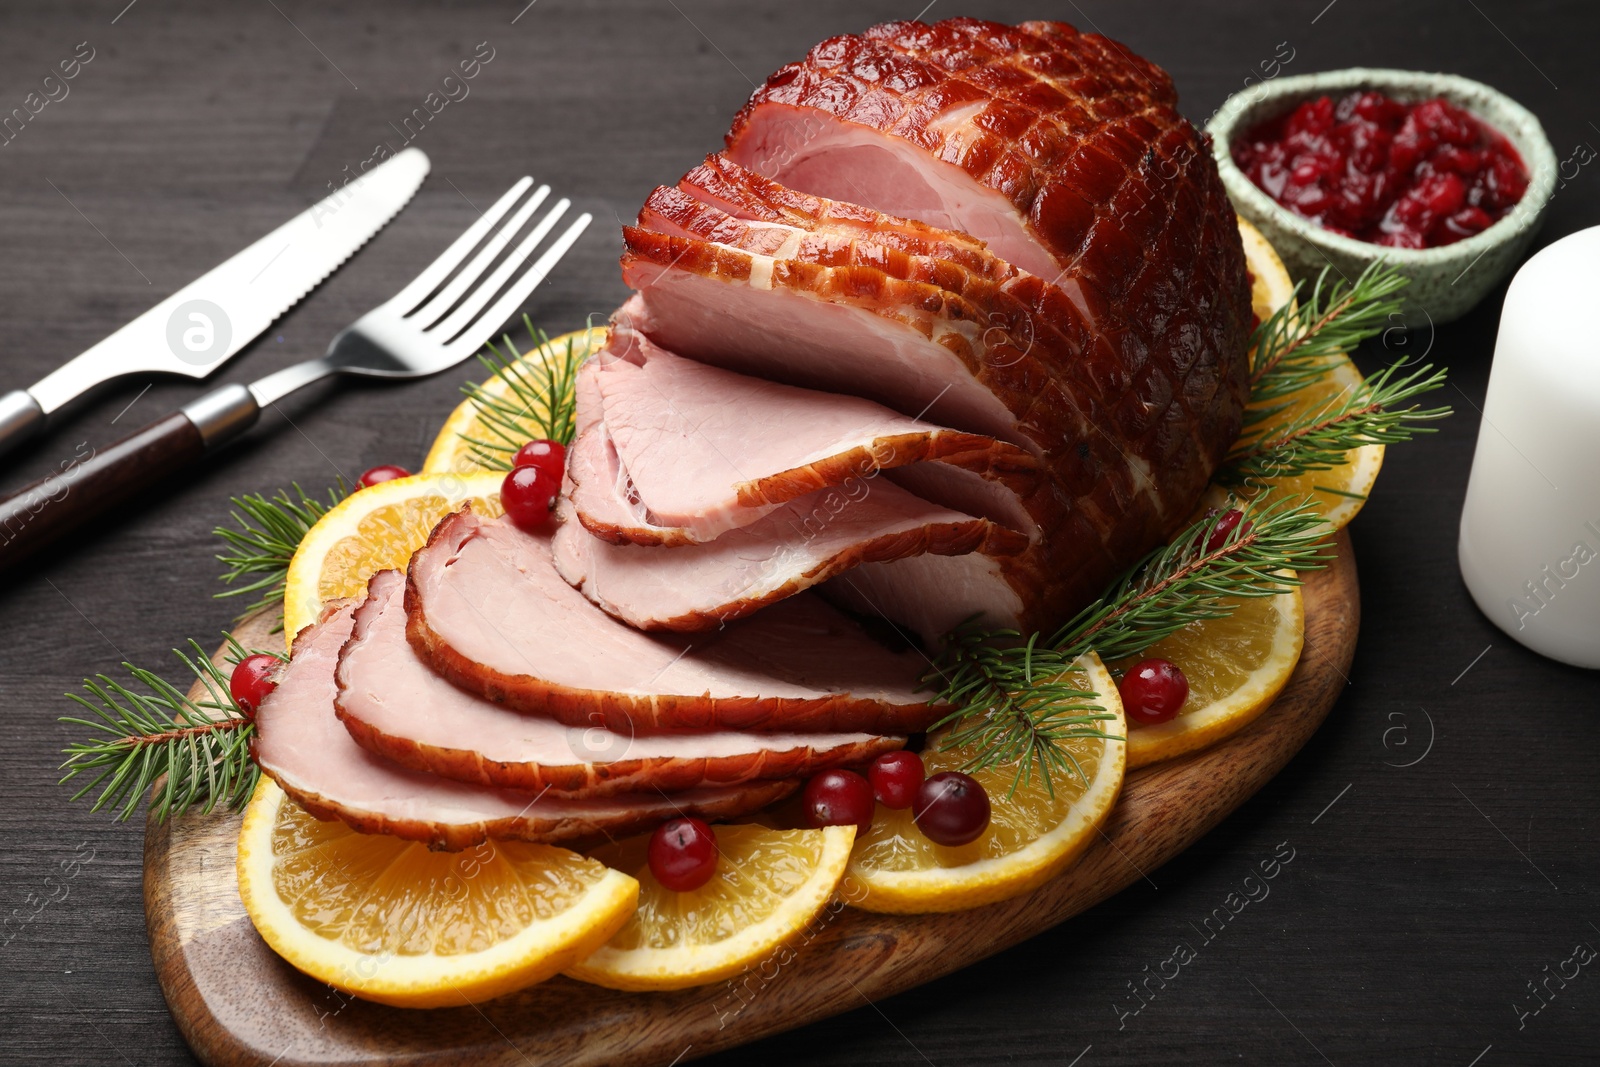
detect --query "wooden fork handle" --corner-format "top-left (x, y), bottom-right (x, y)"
top-left (0, 383), bottom-right (259, 574)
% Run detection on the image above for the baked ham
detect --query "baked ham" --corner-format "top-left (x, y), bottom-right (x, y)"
top-left (339, 570), bottom-right (901, 793)
top-left (405, 507), bottom-right (945, 734)
top-left (252, 599), bottom-right (794, 851)
top-left (578, 326), bottom-right (1039, 544)
top-left (607, 19), bottom-right (1250, 636)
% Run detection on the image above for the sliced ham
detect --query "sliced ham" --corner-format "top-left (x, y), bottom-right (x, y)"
top-left (405, 507), bottom-right (945, 734)
top-left (252, 600), bottom-right (795, 851)
top-left (337, 570), bottom-right (900, 794)
top-left (616, 227), bottom-right (1190, 633)
top-left (572, 326), bottom-right (1039, 546)
top-left (552, 477), bottom-right (1023, 632)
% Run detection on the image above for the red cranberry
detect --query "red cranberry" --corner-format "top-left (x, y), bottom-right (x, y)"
top-left (802, 769), bottom-right (875, 833)
top-left (867, 750), bottom-right (924, 809)
top-left (357, 464), bottom-right (410, 488)
top-left (1204, 508), bottom-right (1253, 553)
top-left (647, 817), bottom-right (718, 892)
top-left (512, 439), bottom-right (566, 480)
top-left (501, 464), bottom-right (560, 531)
top-left (229, 654), bottom-right (279, 718)
top-left (1232, 90), bottom-right (1528, 248)
top-left (914, 772), bottom-right (991, 846)
top-left (1119, 659), bottom-right (1190, 726)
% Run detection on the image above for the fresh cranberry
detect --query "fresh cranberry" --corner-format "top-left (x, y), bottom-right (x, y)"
top-left (647, 817), bottom-right (718, 892)
top-left (914, 772), bottom-right (991, 846)
top-left (1119, 659), bottom-right (1190, 726)
top-left (229, 654), bottom-right (280, 718)
top-left (512, 439), bottom-right (566, 479)
top-left (1193, 508), bottom-right (1253, 554)
top-left (1232, 90), bottom-right (1528, 248)
top-left (357, 464), bottom-right (409, 488)
top-left (867, 750), bottom-right (925, 809)
top-left (501, 464), bottom-right (560, 531)
top-left (802, 769), bottom-right (875, 833)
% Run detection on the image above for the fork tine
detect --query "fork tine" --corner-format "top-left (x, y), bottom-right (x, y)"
top-left (384, 176), bottom-right (533, 316)
top-left (429, 198), bottom-right (570, 344)
top-left (411, 184), bottom-right (552, 327)
top-left (445, 212), bottom-right (594, 358)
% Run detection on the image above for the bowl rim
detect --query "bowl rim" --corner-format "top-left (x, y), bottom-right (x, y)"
top-left (1205, 66), bottom-right (1558, 265)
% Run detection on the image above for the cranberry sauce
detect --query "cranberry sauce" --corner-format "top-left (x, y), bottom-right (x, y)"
top-left (1232, 90), bottom-right (1529, 249)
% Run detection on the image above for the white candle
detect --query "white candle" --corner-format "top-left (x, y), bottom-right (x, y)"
top-left (1459, 226), bottom-right (1600, 668)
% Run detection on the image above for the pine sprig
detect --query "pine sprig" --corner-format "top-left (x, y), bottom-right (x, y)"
top-left (58, 635), bottom-right (263, 822)
top-left (1220, 361), bottom-right (1451, 489)
top-left (214, 483), bottom-right (345, 622)
top-left (456, 316), bottom-right (596, 470)
top-left (926, 499), bottom-right (1331, 790)
top-left (1245, 261), bottom-right (1408, 420)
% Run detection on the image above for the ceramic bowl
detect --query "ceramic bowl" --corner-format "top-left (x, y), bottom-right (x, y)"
top-left (1207, 67), bottom-right (1557, 326)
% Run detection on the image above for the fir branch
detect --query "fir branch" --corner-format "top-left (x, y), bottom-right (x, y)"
top-left (1220, 361), bottom-right (1451, 490)
top-left (927, 499), bottom-right (1332, 791)
top-left (58, 637), bottom-right (261, 823)
top-left (456, 316), bottom-right (597, 470)
top-left (214, 483), bottom-right (345, 622)
top-left (1245, 261), bottom-right (1409, 419)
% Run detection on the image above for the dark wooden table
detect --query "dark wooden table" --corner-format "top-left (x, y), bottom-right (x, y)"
top-left (1, 1), bottom-right (1594, 1064)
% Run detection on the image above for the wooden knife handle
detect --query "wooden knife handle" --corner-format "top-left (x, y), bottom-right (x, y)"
top-left (0, 383), bottom-right (259, 574)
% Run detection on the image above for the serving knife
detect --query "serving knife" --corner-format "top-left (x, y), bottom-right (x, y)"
top-left (0, 147), bottom-right (431, 459)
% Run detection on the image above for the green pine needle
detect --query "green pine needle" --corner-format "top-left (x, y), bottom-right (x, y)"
top-left (926, 498), bottom-right (1332, 792)
top-left (58, 635), bottom-right (263, 823)
top-left (1243, 260), bottom-right (1409, 420)
top-left (214, 483), bottom-right (345, 624)
top-left (455, 316), bottom-right (597, 469)
top-left (1220, 360), bottom-right (1452, 490)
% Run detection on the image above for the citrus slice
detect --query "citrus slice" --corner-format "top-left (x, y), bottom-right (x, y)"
top-left (1113, 586), bottom-right (1305, 769)
top-left (281, 471), bottom-right (504, 646)
top-left (422, 326), bottom-right (607, 476)
top-left (236, 778), bottom-right (638, 1008)
top-left (1229, 215), bottom-right (1384, 530)
top-left (1239, 215), bottom-right (1296, 325)
top-left (846, 654), bottom-right (1125, 914)
top-left (1220, 352), bottom-right (1385, 530)
top-left (565, 823), bottom-right (855, 991)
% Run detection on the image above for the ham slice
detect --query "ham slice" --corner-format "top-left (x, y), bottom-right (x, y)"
top-left (595, 328), bottom-right (1037, 537)
top-left (568, 326), bottom-right (1040, 547)
top-left (252, 600), bottom-right (795, 851)
top-left (405, 507), bottom-right (946, 734)
top-left (337, 570), bottom-right (900, 794)
top-left (552, 476), bottom-right (1023, 632)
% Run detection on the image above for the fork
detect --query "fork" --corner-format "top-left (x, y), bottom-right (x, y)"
top-left (0, 178), bottom-right (591, 573)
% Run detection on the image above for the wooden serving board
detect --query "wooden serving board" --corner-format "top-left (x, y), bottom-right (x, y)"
top-left (145, 531), bottom-right (1358, 1067)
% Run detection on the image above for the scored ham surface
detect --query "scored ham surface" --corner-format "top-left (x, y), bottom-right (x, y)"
top-left (677, 17), bottom-right (1251, 635)
top-left (405, 507), bottom-right (945, 734)
top-left (252, 599), bottom-right (795, 850)
top-left (582, 326), bottom-right (1040, 544)
top-left (337, 570), bottom-right (900, 794)
top-left (553, 477), bottom-right (1022, 632)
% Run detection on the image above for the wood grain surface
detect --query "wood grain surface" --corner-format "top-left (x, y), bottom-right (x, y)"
top-left (142, 533), bottom-right (1357, 1067)
top-left (4, 3), bottom-right (1598, 1065)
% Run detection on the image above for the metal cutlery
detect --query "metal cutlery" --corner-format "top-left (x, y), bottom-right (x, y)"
top-left (0, 147), bottom-right (431, 459)
top-left (0, 176), bottom-right (591, 572)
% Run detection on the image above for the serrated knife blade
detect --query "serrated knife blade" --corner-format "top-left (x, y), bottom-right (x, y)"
top-left (0, 146), bottom-right (430, 456)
